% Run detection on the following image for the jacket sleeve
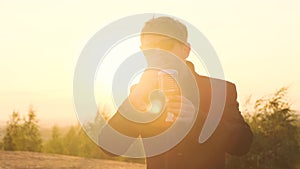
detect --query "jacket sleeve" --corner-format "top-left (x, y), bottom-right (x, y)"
top-left (98, 99), bottom-right (140, 156)
top-left (218, 83), bottom-right (253, 156)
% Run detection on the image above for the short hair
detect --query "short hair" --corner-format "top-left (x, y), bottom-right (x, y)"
top-left (141, 16), bottom-right (188, 45)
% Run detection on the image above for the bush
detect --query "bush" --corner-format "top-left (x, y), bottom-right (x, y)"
top-left (227, 88), bottom-right (300, 169)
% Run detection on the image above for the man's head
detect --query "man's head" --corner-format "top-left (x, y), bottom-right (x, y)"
top-left (140, 16), bottom-right (191, 60)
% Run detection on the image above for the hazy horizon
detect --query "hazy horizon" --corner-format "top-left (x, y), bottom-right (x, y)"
top-left (1, 1), bottom-right (300, 127)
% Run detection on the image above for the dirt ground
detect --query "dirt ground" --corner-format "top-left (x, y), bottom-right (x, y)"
top-left (0, 151), bottom-right (146, 169)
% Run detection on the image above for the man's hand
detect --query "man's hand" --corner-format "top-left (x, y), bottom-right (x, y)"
top-left (165, 95), bottom-right (196, 123)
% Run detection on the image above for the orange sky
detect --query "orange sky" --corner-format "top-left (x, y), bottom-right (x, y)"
top-left (0, 0), bottom-right (299, 127)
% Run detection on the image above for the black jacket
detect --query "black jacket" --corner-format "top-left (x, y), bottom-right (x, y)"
top-left (99, 61), bottom-right (253, 169)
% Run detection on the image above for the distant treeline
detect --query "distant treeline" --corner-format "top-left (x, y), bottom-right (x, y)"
top-left (0, 87), bottom-right (299, 169)
top-left (0, 108), bottom-right (144, 164)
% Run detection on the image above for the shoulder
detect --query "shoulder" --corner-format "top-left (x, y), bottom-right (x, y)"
top-left (196, 75), bottom-right (238, 99)
top-left (197, 75), bottom-right (236, 89)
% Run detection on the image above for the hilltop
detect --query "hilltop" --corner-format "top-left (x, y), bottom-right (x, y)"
top-left (0, 151), bottom-right (145, 169)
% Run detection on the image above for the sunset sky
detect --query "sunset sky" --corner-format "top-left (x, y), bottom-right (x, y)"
top-left (1, 0), bottom-right (299, 126)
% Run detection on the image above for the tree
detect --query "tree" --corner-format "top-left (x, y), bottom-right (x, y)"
top-left (227, 87), bottom-right (300, 169)
top-left (62, 125), bottom-right (80, 156)
top-left (43, 125), bottom-right (63, 154)
top-left (0, 130), bottom-right (3, 150)
top-left (0, 127), bottom-right (2, 150)
top-left (3, 111), bottom-right (22, 151)
top-left (60, 123), bottom-right (110, 159)
top-left (22, 108), bottom-right (43, 152)
top-left (3, 108), bottom-right (43, 152)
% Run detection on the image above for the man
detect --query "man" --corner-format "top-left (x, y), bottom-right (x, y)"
top-left (99, 16), bottom-right (253, 169)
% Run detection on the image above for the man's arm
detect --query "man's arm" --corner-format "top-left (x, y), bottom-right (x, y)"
top-left (218, 83), bottom-right (253, 156)
top-left (98, 99), bottom-right (140, 156)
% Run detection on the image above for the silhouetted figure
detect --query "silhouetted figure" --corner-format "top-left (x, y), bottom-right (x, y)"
top-left (99, 16), bottom-right (253, 169)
